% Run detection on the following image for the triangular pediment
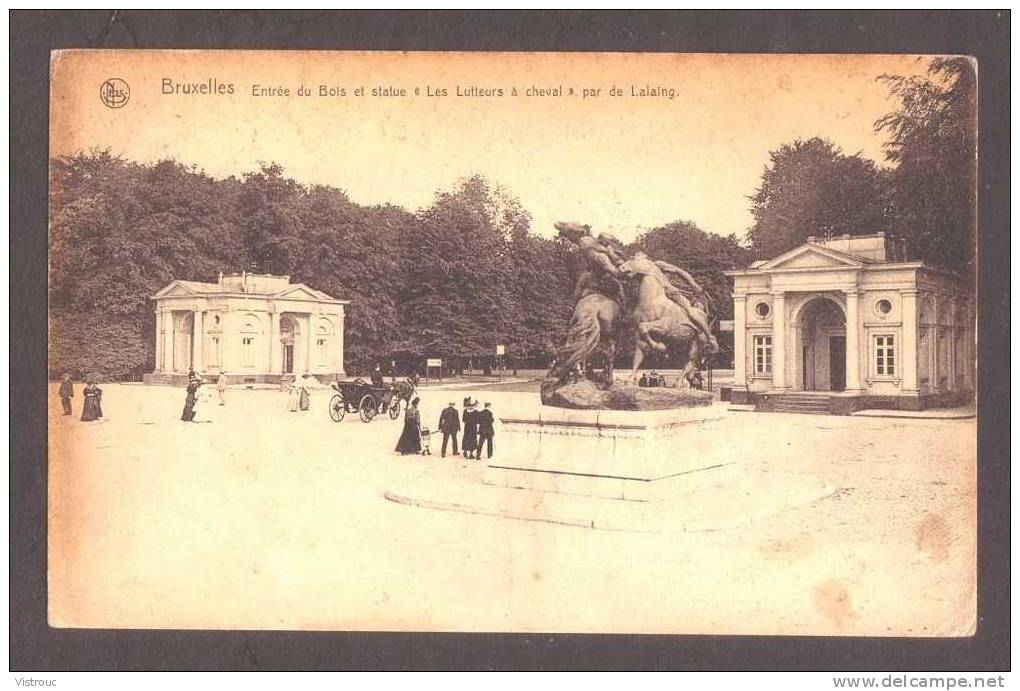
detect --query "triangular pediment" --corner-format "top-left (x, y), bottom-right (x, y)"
top-left (153, 282), bottom-right (195, 298)
top-left (276, 285), bottom-right (329, 301)
top-left (758, 243), bottom-right (864, 271)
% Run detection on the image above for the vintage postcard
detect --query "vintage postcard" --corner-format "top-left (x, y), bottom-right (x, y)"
top-left (47, 50), bottom-right (977, 635)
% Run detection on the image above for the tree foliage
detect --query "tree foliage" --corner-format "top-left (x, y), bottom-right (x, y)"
top-left (631, 220), bottom-right (753, 321)
top-left (876, 57), bottom-right (977, 274)
top-left (746, 138), bottom-right (889, 260)
top-left (51, 60), bottom-right (975, 380)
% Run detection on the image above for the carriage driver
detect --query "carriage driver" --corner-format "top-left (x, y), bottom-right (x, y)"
top-left (371, 364), bottom-right (385, 388)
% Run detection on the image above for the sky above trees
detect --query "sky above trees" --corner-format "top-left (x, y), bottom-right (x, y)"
top-left (48, 55), bottom-right (975, 379)
top-left (51, 51), bottom-right (934, 243)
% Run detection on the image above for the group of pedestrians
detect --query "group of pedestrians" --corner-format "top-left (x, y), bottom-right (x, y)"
top-left (436, 397), bottom-right (495, 460)
top-left (181, 369), bottom-right (229, 422)
top-left (57, 370), bottom-right (500, 462)
top-left (286, 373), bottom-right (316, 412)
top-left (395, 396), bottom-right (496, 460)
top-left (57, 373), bottom-right (104, 422)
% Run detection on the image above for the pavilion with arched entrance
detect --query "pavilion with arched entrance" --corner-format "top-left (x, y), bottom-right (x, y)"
top-left (725, 233), bottom-right (973, 414)
top-left (144, 271), bottom-right (349, 386)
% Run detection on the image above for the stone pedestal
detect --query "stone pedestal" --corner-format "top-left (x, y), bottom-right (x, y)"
top-left (485, 405), bottom-right (727, 502)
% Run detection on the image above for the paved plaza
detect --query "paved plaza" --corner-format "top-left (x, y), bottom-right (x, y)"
top-left (48, 381), bottom-right (975, 635)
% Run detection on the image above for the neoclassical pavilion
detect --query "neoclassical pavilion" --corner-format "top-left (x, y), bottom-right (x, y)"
top-left (144, 272), bottom-right (349, 385)
top-left (725, 233), bottom-right (974, 413)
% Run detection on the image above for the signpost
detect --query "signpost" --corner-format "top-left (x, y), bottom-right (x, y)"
top-left (426, 357), bottom-right (442, 384)
top-left (495, 345), bottom-right (506, 380)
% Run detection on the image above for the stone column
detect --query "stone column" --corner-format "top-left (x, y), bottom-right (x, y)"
top-left (931, 295), bottom-right (940, 391)
top-left (335, 311), bottom-right (345, 376)
top-left (169, 311), bottom-right (180, 372)
top-left (154, 310), bottom-right (164, 373)
top-left (732, 295), bottom-right (747, 389)
top-left (947, 298), bottom-right (957, 391)
top-left (844, 289), bottom-right (863, 392)
top-left (962, 302), bottom-right (973, 390)
top-left (304, 314), bottom-right (313, 373)
top-left (771, 292), bottom-right (787, 390)
top-left (192, 309), bottom-right (204, 372)
top-left (900, 289), bottom-right (919, 393)
top-left (270, 311), bottom-right (282, 374)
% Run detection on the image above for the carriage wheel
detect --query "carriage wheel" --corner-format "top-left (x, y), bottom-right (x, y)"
top-left (329, 393), bottom-right (346, 422)
top-left (359, 394), bottom-right (377, 423)
top-left (388, 398), bottom-right (401, 420)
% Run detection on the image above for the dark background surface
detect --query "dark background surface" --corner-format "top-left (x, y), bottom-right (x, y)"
top-left (10, 10), bottom-right (1010, 671)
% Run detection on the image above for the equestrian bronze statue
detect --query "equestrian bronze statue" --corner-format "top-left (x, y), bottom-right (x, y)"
top-left (543, 221), bottom-right (718, 401)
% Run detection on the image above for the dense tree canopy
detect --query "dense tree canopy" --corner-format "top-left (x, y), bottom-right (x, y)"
top-left (49, 60), bottom-right (975, 378)
top-left (631, 221), bottom-right (753, 321)
top-left (746, 138), bottom-right (889, 260)
top-left (876, 57), bottom-right (977, 274)
top-left (746, 59), bottom-right (976, 275)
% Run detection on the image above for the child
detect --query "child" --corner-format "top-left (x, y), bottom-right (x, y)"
top-left (420, 427), bottom-right (432, 456)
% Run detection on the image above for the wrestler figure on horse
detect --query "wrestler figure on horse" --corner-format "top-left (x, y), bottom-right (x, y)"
top-left (545, 220), bottom-right (717, 392)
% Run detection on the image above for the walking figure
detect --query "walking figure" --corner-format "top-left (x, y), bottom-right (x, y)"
top-left (181, 370), bottom-right (201, 422)
top-left (395, 397), bottom-right (423, 455)
top-left (58, 373), bottom-right (74, 416)
top-left (80, 380), bottom-right (103, 422)
top-left (217, 371), bottom-right (228, 405)
top-left (476, 402), bottom-right (495, 460)
top-left (438, 401), bottom-right (460, 458)
top-left (461, 398), bottom-right (479, 459)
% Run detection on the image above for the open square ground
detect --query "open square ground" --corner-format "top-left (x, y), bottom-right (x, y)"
top-left (48, 382), bottom-right (975, 635)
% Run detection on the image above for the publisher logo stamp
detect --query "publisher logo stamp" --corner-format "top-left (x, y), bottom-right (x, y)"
top-left (100, 78), bottom-right (130, 108)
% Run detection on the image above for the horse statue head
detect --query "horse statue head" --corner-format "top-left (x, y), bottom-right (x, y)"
top-left (554, 220), bottom-right (592, 243)
top-left (617, 252), bottom-right (662, 281)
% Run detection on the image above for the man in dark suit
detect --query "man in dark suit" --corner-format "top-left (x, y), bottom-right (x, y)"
top-left (476, 402), bottom-right (495, 460)
top-left (58, 373), bottom-right (74, 415)
top-left (438, 401), bottom-right (460, 458)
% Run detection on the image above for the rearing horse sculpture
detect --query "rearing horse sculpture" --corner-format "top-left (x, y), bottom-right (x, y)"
top-left (544, 221), bottom-right (625, 389)
top-left (618, 252), bottom-right (715, 388)
top-left (546, 291), bottom-right (621, 389)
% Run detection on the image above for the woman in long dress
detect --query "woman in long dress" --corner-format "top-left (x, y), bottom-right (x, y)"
top-left (181, 373), bottom-right (201, 422)
top-left (298, 374), bottom-right (312, 411)
top-left (395, 397), bottom-right (422, 455)
top-left (461, 398), bottom-right (479, 459)
top-left (287, 376), bottom-right (301, 412)
top-left (80, 380), bottom-right (103, 422)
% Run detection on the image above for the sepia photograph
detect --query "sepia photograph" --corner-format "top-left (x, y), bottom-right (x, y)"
top-left (42, 47), bottom-right (982, 638)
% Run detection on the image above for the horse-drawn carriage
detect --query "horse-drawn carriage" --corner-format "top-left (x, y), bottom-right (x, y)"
top-left (328, 377), bottom-right (416, 423)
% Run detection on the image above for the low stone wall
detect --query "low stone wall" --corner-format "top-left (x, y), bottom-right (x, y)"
top-left (143, 372), bottom-right (345, 387)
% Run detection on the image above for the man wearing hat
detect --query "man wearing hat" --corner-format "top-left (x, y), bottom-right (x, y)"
top-left (476, 402), bottom-right (496, 460)
top-left (438, 400), bottom-right (461, 458)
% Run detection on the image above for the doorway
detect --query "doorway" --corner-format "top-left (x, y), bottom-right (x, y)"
top-left (280, 314), bottom-right (299, 374)
top-left (829, 336), bottom-right (846, 391)
top-left (797, 296), bottom-right (846, 391)
top-left (284, 344), bottom-right (295, 374)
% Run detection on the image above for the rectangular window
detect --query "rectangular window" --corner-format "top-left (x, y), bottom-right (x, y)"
top-left (875, 335), bottom-right (895, 376)
top-left (317, 338), bottom-right (327, 365)
top-left (242, 337), bottom-right (254, 367)
top-left (753, 335), bottom-right (772, 375)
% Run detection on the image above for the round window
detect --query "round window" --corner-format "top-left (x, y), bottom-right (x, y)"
top-left (876, 299), bottom-right (893, 316)
top-left (755, 302), bottom-right (771, 318)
